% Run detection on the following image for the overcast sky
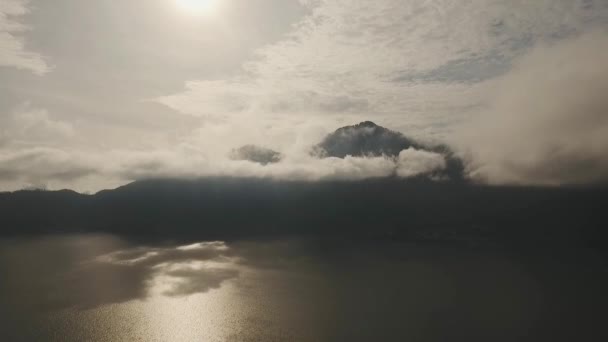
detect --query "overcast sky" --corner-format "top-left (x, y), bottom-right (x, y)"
top-left (1, 0), bottom-right (608, 191)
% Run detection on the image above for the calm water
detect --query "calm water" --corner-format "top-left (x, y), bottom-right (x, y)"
top-left (1, 235), bottom-right (607, 341)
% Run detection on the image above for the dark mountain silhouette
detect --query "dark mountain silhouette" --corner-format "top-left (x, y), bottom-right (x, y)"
top-left (315, 121), bottom-right (466, 180)
top-left (229, 145), bottom-right (282, 165)
top-left (314, 121), bottom-right (420, 158)
top-left (1, 178), bottom-right (607, 249)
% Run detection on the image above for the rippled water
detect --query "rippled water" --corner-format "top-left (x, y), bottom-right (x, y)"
top-left (1, 235), bottom-right (607, 341)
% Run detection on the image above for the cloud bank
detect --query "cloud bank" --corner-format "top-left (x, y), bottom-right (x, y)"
top-left (0, 113), bottom-right (450, 192)
top-left (397, 148), bottom-right (447, 179)
top-left (457, 30), bottom-right (608, 186)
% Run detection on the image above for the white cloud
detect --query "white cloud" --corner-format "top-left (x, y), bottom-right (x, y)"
top-left (0, 0), bottom-right (49, 74)
top-left (456, 30), bottom-right (608, 186)
top-left (112, 146), bottom-right (399, 182)
top-left (158, 0), bottom-right (606, 124)
top-left (0, 103), bottom-right (73, 146)
top-left (0, 147), bottom-right (96, 191)
top-left (396, 148), bottom-right (446, 178)
top-left (0, 103), bottom-right (100, 191)
top-left (0, 142), bottom-right (447, 193)
top-left (146, 0), bottom-right (608, 190)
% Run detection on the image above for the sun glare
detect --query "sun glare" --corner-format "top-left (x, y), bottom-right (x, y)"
top-left (176, 0), bottom-right (217, 14)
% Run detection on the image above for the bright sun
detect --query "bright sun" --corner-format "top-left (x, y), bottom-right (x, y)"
top-left (176, 0), bottom-right (217, 14)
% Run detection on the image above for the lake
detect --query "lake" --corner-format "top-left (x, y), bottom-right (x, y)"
top-left (1, 234), bottom-right (607, 341)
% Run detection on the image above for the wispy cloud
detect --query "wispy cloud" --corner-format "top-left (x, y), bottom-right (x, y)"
top-left (158, 0), bottom-right (606, 126)
top-left (0, 0), bottom-right (49, 74)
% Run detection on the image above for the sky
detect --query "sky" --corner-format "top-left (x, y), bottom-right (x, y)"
top-left (1, 0), bottom-right (608, 192)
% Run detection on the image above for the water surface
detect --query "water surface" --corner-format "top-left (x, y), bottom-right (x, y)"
top-left (1, 235), bottom-right (607, 341)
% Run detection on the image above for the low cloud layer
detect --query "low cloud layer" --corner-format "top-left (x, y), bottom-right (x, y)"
top-left (0, 120), bottom-right (450, 192)
top-left (0, 147), bottom-right (95, 190)
top-left (457, 31), bottom-right (608, 186)
top-left (111, 146), bottom-right (446, 187)
top-left (397, 148), bottom-right (447, 178)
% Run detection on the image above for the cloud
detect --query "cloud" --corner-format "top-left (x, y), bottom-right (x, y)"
top-left (229, 145), bottom-right (283, 165)
top-left (0, 134), bottom-right (447, 193)
top-left (0, 0), bottom-right (49, 74)
top-left (456, 30), bottom-right (608, 185)
top-left (0, 104), bottom-right (101, 191)
top-left (150, 1), bottom-right (608, 191)
top-left (0, 103), bottom-right (73, 146)
top-left (158, 0), bottom-right (607, 123)
top-left (114, 147), bottom-right (399, 182)
top-left (396, 148), bottom-right (446, 178)
top-left (0, 147), bottom-right (95, 190)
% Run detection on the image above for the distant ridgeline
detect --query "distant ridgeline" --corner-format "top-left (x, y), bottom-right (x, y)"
top-left (1, 177), bottom-right (607, 249)
top-left (1, 122), bottom-right (607, 246)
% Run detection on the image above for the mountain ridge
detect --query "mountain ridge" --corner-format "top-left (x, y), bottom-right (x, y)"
top-left (1, 177), bottom-right (607, 248)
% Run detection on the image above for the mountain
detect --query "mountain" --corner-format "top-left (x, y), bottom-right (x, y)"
top-left (229, 145), bottom-right (282, 165)
top-left (314, 121), bottom-right (420, 158)
top-left (1, 177), bottom-right (607, 249)
top-left (315, 121), bottom-right (466, 180)
top-left (1, 122), bottom-right (605, 244)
